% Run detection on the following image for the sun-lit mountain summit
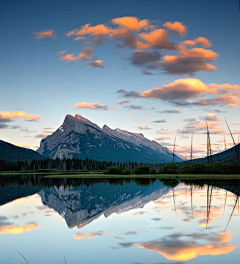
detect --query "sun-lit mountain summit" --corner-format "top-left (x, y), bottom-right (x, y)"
top-left (37, 114), bottom-right (182, 163)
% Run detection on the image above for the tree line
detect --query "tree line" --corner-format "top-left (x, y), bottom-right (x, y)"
top-left (0, 157), bottom-right (162, 172)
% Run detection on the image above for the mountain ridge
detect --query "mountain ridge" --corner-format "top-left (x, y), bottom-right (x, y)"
top-left (37, 114), bottom-right (182, 163)
top-left (0, 140), bottom-right (44, 162)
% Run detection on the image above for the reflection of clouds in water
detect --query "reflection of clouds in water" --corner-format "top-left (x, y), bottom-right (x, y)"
top-left (132, 211), bottom-right (145, 216)
top-left (121, 231), bottom-right (137, 235)
top-left (0, 216), bottom-right (13, 226)
top-left (199, 219), bottom-right (213, 227)
top-left (135, 231), bottom-right (236, 261)
top-left (0, 223), bottom-right (41, 234)
top-left (151, 218), bottom-right (161, 221)
top-left (73, 231), bottom-right (110, 240)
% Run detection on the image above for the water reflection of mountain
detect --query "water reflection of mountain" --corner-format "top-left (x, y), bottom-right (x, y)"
top-left (0, 184), bottom-right (41, 206)
top-left (38, 181), bottom-right (171, 228)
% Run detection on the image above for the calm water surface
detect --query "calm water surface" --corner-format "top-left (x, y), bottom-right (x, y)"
top-left (0, 177), bottom-right (240, 264)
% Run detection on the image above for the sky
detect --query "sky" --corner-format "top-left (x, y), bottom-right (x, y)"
top-left (0, 0), bottom-right (240, 159)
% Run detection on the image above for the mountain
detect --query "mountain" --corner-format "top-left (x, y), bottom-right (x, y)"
top-left (38, 180), bottom-right (171, 228)
top-left (37, 114), bottom-right (182, 163)
top-left (191, 143), bottom-right (240, 163)
top-left (0, 140), bottom-right (44, 162)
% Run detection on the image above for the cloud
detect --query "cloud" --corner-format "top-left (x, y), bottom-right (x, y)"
top-left (158, 109), bottom-right (181, 114)
top-left (117, 100), bottom-right (129, 104)
top-left (142, 69), bottom-right (155, 75)
top-left (67, 17), bottom-right (177, 50)
top-left (0, 223), bottom-right (41, 234)
top-left (57, 50), bottom-right (68, 56)
top-left (74, 102), bottom-right (108, 110)
top-left (0, 124), bottom-right (8, 129)
top-left (132, 211), bottom-right (145, 216)
top-left (117, 78), bottom-right (240, 108)
top-left (183, 37), bottom-right (211, 48)
top-left (60, 47), bottom-right (93, 62)
top-left (0, 111), bottom-right (41, 121)
top-left (35, 134), bottom-right (49, 139)
top-left (65, 17), bottom-right (218, 75)
top-left (35, 30), bottom-right (56, 39)
top-left (180, 119), bottom-right (226, 134)
top-left (73, 231), bottom-right (103, 240)
top-left (0, 118), bottom-right (12, 123)
top-left (161, 45), bottom-right (218, 75)
top-left (183, 117), bottom-right (196, 122)
top-left (151, 119), bottom-right (167, 123)
top-left (155, 135), bottom-right (171, 141)
top-left (163, 21), bottom-right (186, 36)
top-left (41, 129), bottom-right (54, 134)
top-left (67, 24), bottom-right (110, 37)
top-left (136, 231), bottom-right (236, 261)
top-left (138, 29), bottom-right (177, 50)
top-left (130, 50), bottom-right (161, 66)
top-left (125, 104), bottom-right (143, 110)
top-left (87, 60), bottom-right (105, 68)
top-left (201, 113), bottom-right (219, 121)
top-left (111, 17), bottom-right (150, 32)
top-left (121, 231), bottom-right (137, 236)
top-left (73, 36), bottom-right (86, 41)
top-left (134, 125), bottom-right (152, 130)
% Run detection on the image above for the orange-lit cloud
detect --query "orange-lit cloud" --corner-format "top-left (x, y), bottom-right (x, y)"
top-left (117, 100), bottom-right (129, 104)
top-left (60, 47), bottom-right (93, 61)
top-left (138, 29), bottom-right (176, 50)
top-left (161, 45), bottom-right (218, 74)
top-left (35, 133), bottom-right (49, 139)
top-left (112, 17), bottom-right (150, 32)
top-left (0, 223), bottom-right (41, 234)
top-left (35, 30), bottom-right (56, 39)
top-left (73, 231), bottom-right (103, 240)
top-left (137, 231), bottom-right (236, 261)
top-left (163, 21), bottom-right (186, 36)
top-left (203, 113), bottom-right (219, 121)
top-left (74, 102), bottom-right (108, 110)
top-left (133, 125), bottom-right (151, 130)
top-left (118, 78), bottom-right (240, 108)
top-left (0, 111), bottom-right (41, 121)
top-left (73, 36), bottom-right (86, 41)
top-left (132, 212), bottom-right (144, 216)
top-left (67, 24), bottom-right (110, 37)
top-left (88, 60), bottom-right (105, 69)
top-left (66, 17), bottom-right (219, 75)
top-left (183, 37), bottom-right (211, 48)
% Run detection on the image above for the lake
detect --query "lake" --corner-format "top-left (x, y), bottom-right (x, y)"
top-left (0, 176), bottom-right (240, 264)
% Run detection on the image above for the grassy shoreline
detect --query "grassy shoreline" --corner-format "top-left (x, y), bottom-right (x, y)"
top-left (1, 171), bottom-right (240, 179)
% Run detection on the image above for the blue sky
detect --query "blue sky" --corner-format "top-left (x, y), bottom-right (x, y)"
top-left (0, 0), bottom-right (240, 158)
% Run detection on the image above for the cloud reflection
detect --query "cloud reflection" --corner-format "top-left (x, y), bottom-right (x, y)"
top-left (0, 223), bottom-right (41, 234)
top-left (137, 231), bottom-right (236, 261)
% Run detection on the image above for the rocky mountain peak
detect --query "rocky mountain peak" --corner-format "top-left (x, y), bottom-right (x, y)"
top-left (75, 114), bottom-right (89, 121)
top-left (37, 114), bottom-right (182, 162)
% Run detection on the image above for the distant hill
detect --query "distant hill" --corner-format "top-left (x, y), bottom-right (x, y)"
top-left (192, 143), bottom-right (240, 163)
top-left (37, 114), bottom-right (183, 163)
top-left (0, 140), bottom-right (44, 162)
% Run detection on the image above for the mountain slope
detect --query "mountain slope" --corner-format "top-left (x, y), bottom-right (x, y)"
top-left (0, 140), bottom-right (44, 162)
top-left (37, 114), bottom-right (182, 163)
top-left (192, 143), bottom-right (240, 163)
